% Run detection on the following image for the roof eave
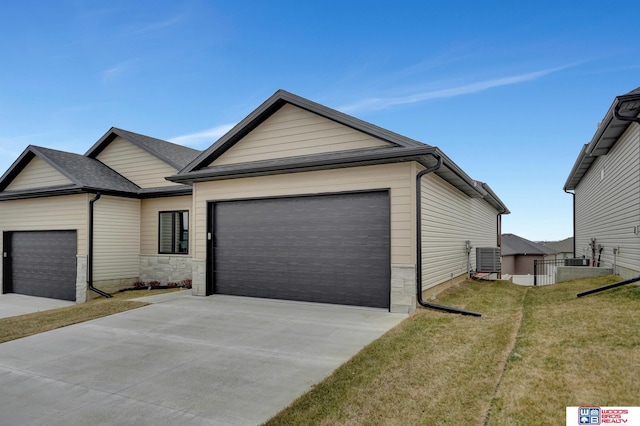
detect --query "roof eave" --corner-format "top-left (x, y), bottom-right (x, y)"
top-left (0, 147), bottom-right (36, 191)
top-left (568, 90), bottom-right (640, 189)
top-left (0, 184), bottom-right (193, 201)
top-left (563, 144), bottom-right (589, 191)
top-left (0, 185), bottom-right (86, 201)
top-left (170, 146), bottom-right (438, 184)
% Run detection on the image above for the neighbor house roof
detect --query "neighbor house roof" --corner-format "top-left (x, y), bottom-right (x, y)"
top-left (86, 127), bottom-right (201, 170)
top-left (564, 87), bottom-right (640, 190)
top-left (501, 233), bottom-right (557, 256)
top-left (169, 89), bottom-right (510, 214)
top-left (543, 237), bottom-right (574, 253)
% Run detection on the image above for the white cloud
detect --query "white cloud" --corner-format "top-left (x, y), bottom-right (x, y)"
top-left (126, 14), bottom-right (186, 37)
top-left (339, 64), bottom-right (574, 113)
top-left (169, 124), bottom-right (236, 147)
top-left (100, 60), bottom-right (138, 83)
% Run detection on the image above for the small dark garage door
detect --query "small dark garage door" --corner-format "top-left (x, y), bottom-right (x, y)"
top-left (212, 191), bottom-right (390, 308)
top-left (3, 231), bottom-right (77, 301)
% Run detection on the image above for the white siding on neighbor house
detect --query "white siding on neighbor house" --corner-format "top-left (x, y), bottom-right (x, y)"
top-left (93, 196), bottom-right (140, 280)
top-left (575, 123), bottom-right (640, 273)
top-left (0, 194), bottom-right (89, 284)
top-left (210, 104), bottom-right (391, 166)
top-left (140, 196), bottom-right (192, 255)
top-left (192, 163), bottom-right (415, 265)
top-left (5, 156), bottom-right (72, 190)
top-left (95, 137), bottom-right (180, 188)
top-left (421, 171), bottom-right (498, 289)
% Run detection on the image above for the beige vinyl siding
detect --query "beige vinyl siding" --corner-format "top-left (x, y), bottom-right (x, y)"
top-left (421, 171), bottom-right (498, 289)
top-left (210, 104), bottom-right (391, 166)
top-left (575, 123), bottom-right (640, 272)
top-left (192, 163), bottom-right (415, 265)
top-left (140, 196), bottom-right (192, 255)
top-left (0, 194), bottom-right (89, 283)
top-left (96, 137), bottom-right (180, 188)
top-left (93, 196), bottom-right (140, 280)
top-left (5, 156), bottom-right (72, 190)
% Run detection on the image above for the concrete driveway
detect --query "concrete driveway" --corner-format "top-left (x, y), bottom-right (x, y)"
top-left (0, 292), bottom-right (406, 425)
top-left (0, 293), bottom-right (75, 319)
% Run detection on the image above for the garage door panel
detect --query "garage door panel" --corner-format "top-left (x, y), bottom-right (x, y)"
top-left (213, 191), bottom-right (390, 308)
top-left (8, 231), bottom-right (77, 301)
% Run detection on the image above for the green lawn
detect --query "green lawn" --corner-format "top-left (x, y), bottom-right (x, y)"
top-left (266, 276), bottom-right (640, 425)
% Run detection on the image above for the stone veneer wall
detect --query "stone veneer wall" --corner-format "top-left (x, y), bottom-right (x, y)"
top-left (140, 255), bottom-right (193, 285)
top-left (391, 265), bottom-right (417, 313)
top-left (191, 259), bottom-right (206, 296)
top-left (76, 255), bottom-right (87, 303)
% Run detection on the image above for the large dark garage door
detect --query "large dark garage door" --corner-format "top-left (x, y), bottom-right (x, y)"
top-left (3, 231), bottom-right (77, 301)
top-left (212, 191), bottom-right (390, 308)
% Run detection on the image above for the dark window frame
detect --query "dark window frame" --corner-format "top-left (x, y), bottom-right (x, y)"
top-left (158, 210), bottom-right (189, 255)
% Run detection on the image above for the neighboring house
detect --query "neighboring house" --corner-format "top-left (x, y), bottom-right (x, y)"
top-left (0, 90), bottom-right (509, 313)
top-left (542, 237), bottom-right (574, 260)
top-left (564, 87), bottom-right (640, 279)
top-left (501, 233), bottom-right (556, 275)
top-left (0, 128), bottom-right (200, 302)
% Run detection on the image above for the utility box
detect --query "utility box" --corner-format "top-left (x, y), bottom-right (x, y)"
top-left (476, 247), bottom-right (501, 272)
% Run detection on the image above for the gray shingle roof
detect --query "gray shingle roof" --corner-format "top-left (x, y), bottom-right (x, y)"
top-left (501, 233), bottom-right (557, 256)
top-left (35, 146), bottom-right (141, 192)
top-left (543, 237), bottom-right (573, 253)
top-left (0, 132), bottom-right (197, 200)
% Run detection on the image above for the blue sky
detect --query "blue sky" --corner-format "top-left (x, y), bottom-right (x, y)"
top-left (1, 1), bottom-right (639, 241)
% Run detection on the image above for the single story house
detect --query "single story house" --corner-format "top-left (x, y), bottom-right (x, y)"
top-left (0, 90), bottom-right (509, 313)
top-left (501, 233), bottom-right (556, 275)
top-left (564, 87), bottom-right (640, 279)
top-left (0, 128), bottom-right (200, 302)
top-left (542, 237), bottom-right (574, 261)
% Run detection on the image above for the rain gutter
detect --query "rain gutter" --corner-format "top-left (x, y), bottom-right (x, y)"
top-left (564, 189), bottom-right (576, 257)
top-left (416, 155), bottom-right (482, 317)
top-left (88, 192), bottom-right (112, 298)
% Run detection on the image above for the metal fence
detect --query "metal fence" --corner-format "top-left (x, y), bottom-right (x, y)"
top-left (533, 259), bottom-right (566, 286)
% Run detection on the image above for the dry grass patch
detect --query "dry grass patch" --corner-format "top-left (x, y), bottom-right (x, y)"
top-left (0, 288), bottom-right (180, 344)
top-left (265, 280), bottom-right (527, 426)
top-left (488, 276), bottom-right (640, 425)
top-left (266, 276), bottom-right (640, 425)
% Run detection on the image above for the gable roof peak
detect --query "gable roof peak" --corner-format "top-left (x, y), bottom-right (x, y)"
top-left (86, 127), bottom-right (201, 170)
top-left (0, 143), bottom-right (142, 195)
top-left (179, 89), bottom-right (428, 174)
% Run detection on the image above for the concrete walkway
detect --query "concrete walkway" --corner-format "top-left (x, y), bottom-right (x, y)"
top-left (0, 293), bottom-right (406, 425)
top-left (0, 293), bottom-right (75, 319)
